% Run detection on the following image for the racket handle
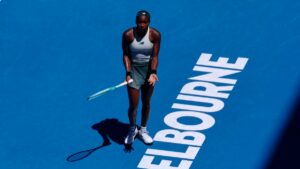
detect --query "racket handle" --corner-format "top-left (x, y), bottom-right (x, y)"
top-left (116, 79), bottom-right (133, 88)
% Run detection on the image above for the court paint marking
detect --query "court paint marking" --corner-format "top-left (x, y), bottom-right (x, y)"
top-left (138, 53), bottom-right (249, 169)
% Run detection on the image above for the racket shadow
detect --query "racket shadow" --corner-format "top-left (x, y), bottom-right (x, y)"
top-left (66, 143), bottom-right (110, 162)
top-left (66, 118), bottom-right (131, 162)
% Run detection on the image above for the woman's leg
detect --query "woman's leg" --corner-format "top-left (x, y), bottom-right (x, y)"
top-left (138, 84), bottom-right (154, 145)
top-left (141, 84), bottom-right (154, 127)
top-left (127, 87), bottom-right (140, 126)
top-left (124, 86), bottom-right (140, 145)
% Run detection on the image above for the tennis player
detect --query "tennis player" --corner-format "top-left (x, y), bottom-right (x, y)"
top-left (122, 10), bottom-right (161, 145)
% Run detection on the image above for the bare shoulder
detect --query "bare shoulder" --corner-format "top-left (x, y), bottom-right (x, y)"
top-left (150, 27), bottom-right (161, 42)
top-left (123, 28), bottom-right (134, 39)
top-left (150, 27), bottom-right (161, 38)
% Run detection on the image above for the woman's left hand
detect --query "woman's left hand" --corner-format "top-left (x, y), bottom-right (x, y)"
top-left (148, 74), bottom-right (159, 86)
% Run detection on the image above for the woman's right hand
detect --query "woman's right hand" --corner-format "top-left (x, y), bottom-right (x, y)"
top-left (126, 75), bottom-right (133, 83)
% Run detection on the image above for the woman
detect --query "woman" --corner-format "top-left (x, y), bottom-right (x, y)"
top-left (122, 10), bottom-right (161, 145)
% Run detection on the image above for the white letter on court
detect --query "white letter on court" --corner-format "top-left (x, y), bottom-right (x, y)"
top-left (138, 155), bottom-right (192, 169)
top-left (164, 111), bottom-right (215, 131)
top-left (146, 146), bottom-right (200, 160)
top-left (196, 53), bottom-right (249, 70)
top-left (190, 66), bottom-right (240, 84)
top-left (153, 129), bottom-right (206, 146)
top-left (180, 81), bottom-right (233, 99)
top-left (174, 94), bottom-right (224, 112)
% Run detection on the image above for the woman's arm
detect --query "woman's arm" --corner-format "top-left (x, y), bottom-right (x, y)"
top-left (150, 29), bottom-right (161, 72)
top-left (122, 30), bottom-right (133, 82)
top-left (148, 28), bottom-right (161, 86)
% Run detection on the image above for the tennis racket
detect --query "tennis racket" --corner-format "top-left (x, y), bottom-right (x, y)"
top-left (87, 79), bottom-right (133, 101)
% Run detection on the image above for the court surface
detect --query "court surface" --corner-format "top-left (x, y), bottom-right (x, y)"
top-left (1, 0), bottom-right (299, 169)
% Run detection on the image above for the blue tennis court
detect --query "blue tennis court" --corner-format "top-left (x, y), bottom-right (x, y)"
top-left (1, 0), bottom-right (299, 169)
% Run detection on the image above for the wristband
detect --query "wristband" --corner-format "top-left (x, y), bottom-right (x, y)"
top-left (126, 71), bottom-right (132, 77)
top-left (150, 70), bottom-right (157, 74)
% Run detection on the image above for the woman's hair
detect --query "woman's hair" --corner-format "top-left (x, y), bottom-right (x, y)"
top-left (136, 10), bottom-right (151, 22)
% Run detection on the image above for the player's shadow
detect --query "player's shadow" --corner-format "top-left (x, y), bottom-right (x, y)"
top-left (91, 118), bottom-right (132, 150)
top-left (264, 86), bottom-right (300, 169)
top-left (66, 118), bottom-right (133, 162)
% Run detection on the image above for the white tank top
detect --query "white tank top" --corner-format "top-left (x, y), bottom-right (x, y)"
top-left (129, 27), bottom-right (153, 63)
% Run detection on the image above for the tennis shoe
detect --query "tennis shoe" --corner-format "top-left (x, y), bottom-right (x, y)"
top-left (138, 128), bottom-right (153, 145)
top-left (124, 126), bottom-right (138, 145)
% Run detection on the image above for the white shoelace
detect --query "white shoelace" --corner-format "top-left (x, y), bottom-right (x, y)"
top-left (140, 129), bottom-right (149, 134)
